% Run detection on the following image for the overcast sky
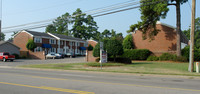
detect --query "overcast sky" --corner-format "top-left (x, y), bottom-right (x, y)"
top-left (1, 0), bottom-right (200, 40)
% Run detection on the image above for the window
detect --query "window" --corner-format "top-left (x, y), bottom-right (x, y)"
top-left (34, 47), bottom-right (42, 52)
top-left (69, 42), bottom-right (72, 46)
top-left (77, 42), bottom-right (80, 46)
top-left (34, 37), bottom-right (42, 43)
top-left (50, 48), bottom-right (56, 53)
top-left (50, 39), bottom-right (56, 44)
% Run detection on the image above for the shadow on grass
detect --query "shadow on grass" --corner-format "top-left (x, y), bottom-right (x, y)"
top-left (131, 62), bottom-right (153, 65)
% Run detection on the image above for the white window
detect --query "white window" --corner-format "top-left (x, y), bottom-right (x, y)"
top-left (77, 42), bottom-right (80, 46)
top-left (34, 37), bottom-right (42, 43)
top-left (50, 39), bottom-right (56, 44)
top-left (34, 47), bottom-right (42, 52)
top-left (69, 42), bottom-right (72, 46)
top-left (60, 41), bottom-right (63, 45)
top-left (50, 48), bottom-right (56, 53)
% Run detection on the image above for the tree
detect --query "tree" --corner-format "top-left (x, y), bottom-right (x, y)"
top-left (45, 24), bottom-right (56, 33)
top-left (123, 34), bottom-right (134, 49)
top-left (8, 31), bottom-right (18, 41)
top-left (102, 29), bottom-right (111, 38)
top-left (86, 15), bottom-right (99, 40)
top-left (71, 8), bottom-right (87, 39)
top-left (93, 43), bottom-right (100, 57)
top-left (0, 32), bottom-right (5, 41)
top-left (45, 12), bottom-right (71, 35)
top-left (183, 17), bottom-right (200, 48)
top-left (106, 39), bottom-right (124, 61)
top-left (26, 39), bottom-right (37, 51)
top-left (127, 0), bottom-right (188, 56)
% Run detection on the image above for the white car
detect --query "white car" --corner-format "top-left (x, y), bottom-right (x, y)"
top-left (46, 53), bottom-right (61, 59)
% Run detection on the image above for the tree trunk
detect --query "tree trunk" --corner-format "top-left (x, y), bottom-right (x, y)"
top-left (176, 2), bottom-right (181, 56)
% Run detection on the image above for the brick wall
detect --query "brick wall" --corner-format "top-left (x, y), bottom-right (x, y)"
top-left (86, 51), bottom-right (98, 62)
top-left (133, 24), bottom-right (177, 56)
top-left (86, 40), bottom-right (98, 62)
top-left (29, 51), bottom-right (45, 60)
top-left (13, 32), bottom-right (33, 51)
top-left (88, 40), bottom-right (97, 47)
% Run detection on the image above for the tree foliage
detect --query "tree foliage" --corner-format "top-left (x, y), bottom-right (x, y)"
top-left (45, 8), bottom-right (99, 40)
top-left (123, 34), bottom-right (134, 49)
top-left (93, 43), bottom-right (100, 57)
top-left (106, 39), bottom-right (124, 61)
top-left (26, 39), bottom-right (37, 51)
top-left (0, 32), bottom-right (5, 41)
top-left (127, 0), bottom-right (188, 56)
top-left (183, 17), bottom-right (200, 48)
top-left (127, 0), bottom-right (169, 40)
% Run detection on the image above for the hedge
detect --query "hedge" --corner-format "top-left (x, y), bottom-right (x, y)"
top-left (122, 49), bottom-right (151, 60)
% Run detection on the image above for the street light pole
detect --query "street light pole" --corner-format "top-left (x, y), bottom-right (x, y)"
top-left (189, 0), bottom-right (196, 72)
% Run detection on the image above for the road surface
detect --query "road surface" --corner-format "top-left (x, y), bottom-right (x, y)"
top-left (0, 67), bottom-right (199, 94)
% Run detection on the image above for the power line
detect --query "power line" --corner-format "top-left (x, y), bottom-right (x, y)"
top-left (93, 0), bottom-right (164, 17)
top-left (3, 0), bottom-right (140, 30)
top-left (3, 0), bottom-right (165, 33)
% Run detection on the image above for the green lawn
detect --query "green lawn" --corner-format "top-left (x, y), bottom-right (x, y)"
top-left (21, 62), bottom-right (200, 76)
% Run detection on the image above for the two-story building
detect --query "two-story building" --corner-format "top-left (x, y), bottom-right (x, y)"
top-left (13, 30), bottom-right (87, 59)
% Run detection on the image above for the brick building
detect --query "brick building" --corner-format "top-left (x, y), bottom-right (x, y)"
top-left (132, 22), bottom-right (188, 56)
top-left (13, 30), bottom-right (87, 59)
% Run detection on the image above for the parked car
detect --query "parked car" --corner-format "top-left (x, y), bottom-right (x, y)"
top-left (57, 53), bottom-right (65, 58)
top-left (0, 52), bottom-right (15, 62)
top-left (65, 52), bottom-right (76, 58)
top-left (46, 53), bottom-right (61, 59)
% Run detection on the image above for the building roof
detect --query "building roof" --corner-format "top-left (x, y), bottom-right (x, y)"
top-left (0, 41), bottom-right (20, 49)
top-left (48, 33), bottom-right (86, 42)
top-left (26, 31), bottom-right (55, 38)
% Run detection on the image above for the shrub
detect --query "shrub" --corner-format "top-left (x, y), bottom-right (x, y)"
top-left (175, 56), bottom-right (188, 62)
top-left (88, 44), bottom-right (93, 51)
top-left (106, 39), bottom-right (124, 61)
top-left (122, 49), bottom-right (151, 60)
top-left (12, 53), bottom-right (19, 59)
top-left (108, 57), bottom-right (132, 64)
top-left (159, 53), bottom-right (177, 61)
top-left (147, 56), bottom-right (159, 61)
top-left (123, 34), bottom-right (134, 49)
top-left (181, 46), bottom-right (200, 61)
top-left (95, 58), bottom-right (100, 62)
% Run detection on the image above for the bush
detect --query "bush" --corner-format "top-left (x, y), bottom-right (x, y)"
top-left (88, 44), bottom-right (93, 51)
top-left (159, 53), bottom-right (177, 61)
top-left (122, 49), bottom-right (151, 60)
top-left (181, 46), bottom-right (200, 61)
top-left (20, 56), bottom-right (27, 59)
top-left (159, 53), bottom-right (187, 62)
top-left (95, 58), bottom-right (100, 62)
top-left (108, 57), bottom-right (132, 64)
top-left (175, 56), bottom-right (188, 62)
top-left (12, 53), bottom-right (19, 59)
top-left (147, 56), bottom-right (159, 61)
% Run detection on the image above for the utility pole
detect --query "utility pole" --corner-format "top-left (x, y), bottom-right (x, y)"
top-left (189, 0), bottom-right (196, 72)
top-left (0, 0), bottom-right (2, 41)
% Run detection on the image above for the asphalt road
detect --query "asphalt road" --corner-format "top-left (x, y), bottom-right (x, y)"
top-left (0, 67), bottom-right (200, 94)
top-left (0, 56), bottom-right (86, 66)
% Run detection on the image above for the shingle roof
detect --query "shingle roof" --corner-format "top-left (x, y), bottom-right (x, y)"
top-left (50, 33), bottom-right (86, 42)
top-left (26, 31), bottom-right (55, 38)
top-left (0, 41), bottom-right (20, 49)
